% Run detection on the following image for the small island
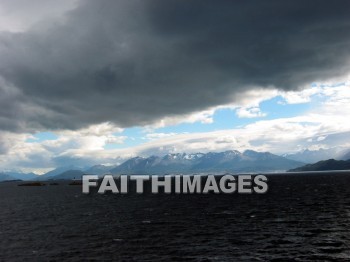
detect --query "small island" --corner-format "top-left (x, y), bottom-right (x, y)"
top-left (69, 181), bottom-right (82, 186)
top-left (18, 182), bottom-right (46, 187)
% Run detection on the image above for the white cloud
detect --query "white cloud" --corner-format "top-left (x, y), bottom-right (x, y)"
top-left (280, 86), bottom-right (321, 104)
top-left (279, 79), bottom-right (350, 105)
top-left (145, 132), bottom-right (179, 140)
top-left (144, 108), bottom-right (216, 130)
top-left (236, 106), bottom-right (266, 118)
top-left (317, 136), bottom-right (327, 142)
top-left (0, 123), bottom-right (126, 171)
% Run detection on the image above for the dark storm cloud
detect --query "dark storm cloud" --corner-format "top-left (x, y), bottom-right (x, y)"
top-left (0, 0), bottom-right (350, 131)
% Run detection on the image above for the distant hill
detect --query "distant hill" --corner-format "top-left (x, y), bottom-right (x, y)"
top-left (0, 173), bottom-right (16, 182)
top-left (0, 171), bottom-right (38, 181)
top-left (4, 172), bottom-right (38, 181)
top-left (85, 165), bottom-right (115, 175)
top-left (37, 166), bottom-right (84, 180)
top-left (283, 148), bottom-right (347, 163)
top-left (110, 150), bottom-right (303, 174)
top-left (50, 170), bottom-right (85, 180)
top-left (288, 159), bottom-right (350, 172)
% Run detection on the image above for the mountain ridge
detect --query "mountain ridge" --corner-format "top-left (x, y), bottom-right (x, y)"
top-left (110, 150), bottom-right (304, 174)
top-left (283, 148), bottom-right (349, 163)
top-left (0, 149), bottom-right (308, 181)
top-left (288, 159), bottom-right (350, 172)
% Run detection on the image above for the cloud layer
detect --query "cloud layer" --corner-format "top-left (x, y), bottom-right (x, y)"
top-left (1, 0), bottom-right (350, 132)
top-left (1, 83), bottom-right (350, 172)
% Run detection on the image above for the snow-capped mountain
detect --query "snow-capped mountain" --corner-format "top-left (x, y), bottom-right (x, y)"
top-left (110, 153), bottom-right (205, 174)
top-left (110, 150), bottom-right (303, 174)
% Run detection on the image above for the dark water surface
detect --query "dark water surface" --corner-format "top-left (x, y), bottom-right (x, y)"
top-left (1, 173), bottom-right (350, 261)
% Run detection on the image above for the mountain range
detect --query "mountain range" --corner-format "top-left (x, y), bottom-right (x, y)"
top-left (69, 150), bottom-right (303, 178)
top-left (109, 150), bottom-right (303, 174)
top-left (1, 148), bottom-right (350, 182)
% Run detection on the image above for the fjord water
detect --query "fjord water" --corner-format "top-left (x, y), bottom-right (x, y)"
top-left (1, 173), bottom-right (350, 261)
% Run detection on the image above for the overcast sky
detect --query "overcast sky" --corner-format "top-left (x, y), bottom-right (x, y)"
top-left (0, 0), bottom-right (350, 173)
